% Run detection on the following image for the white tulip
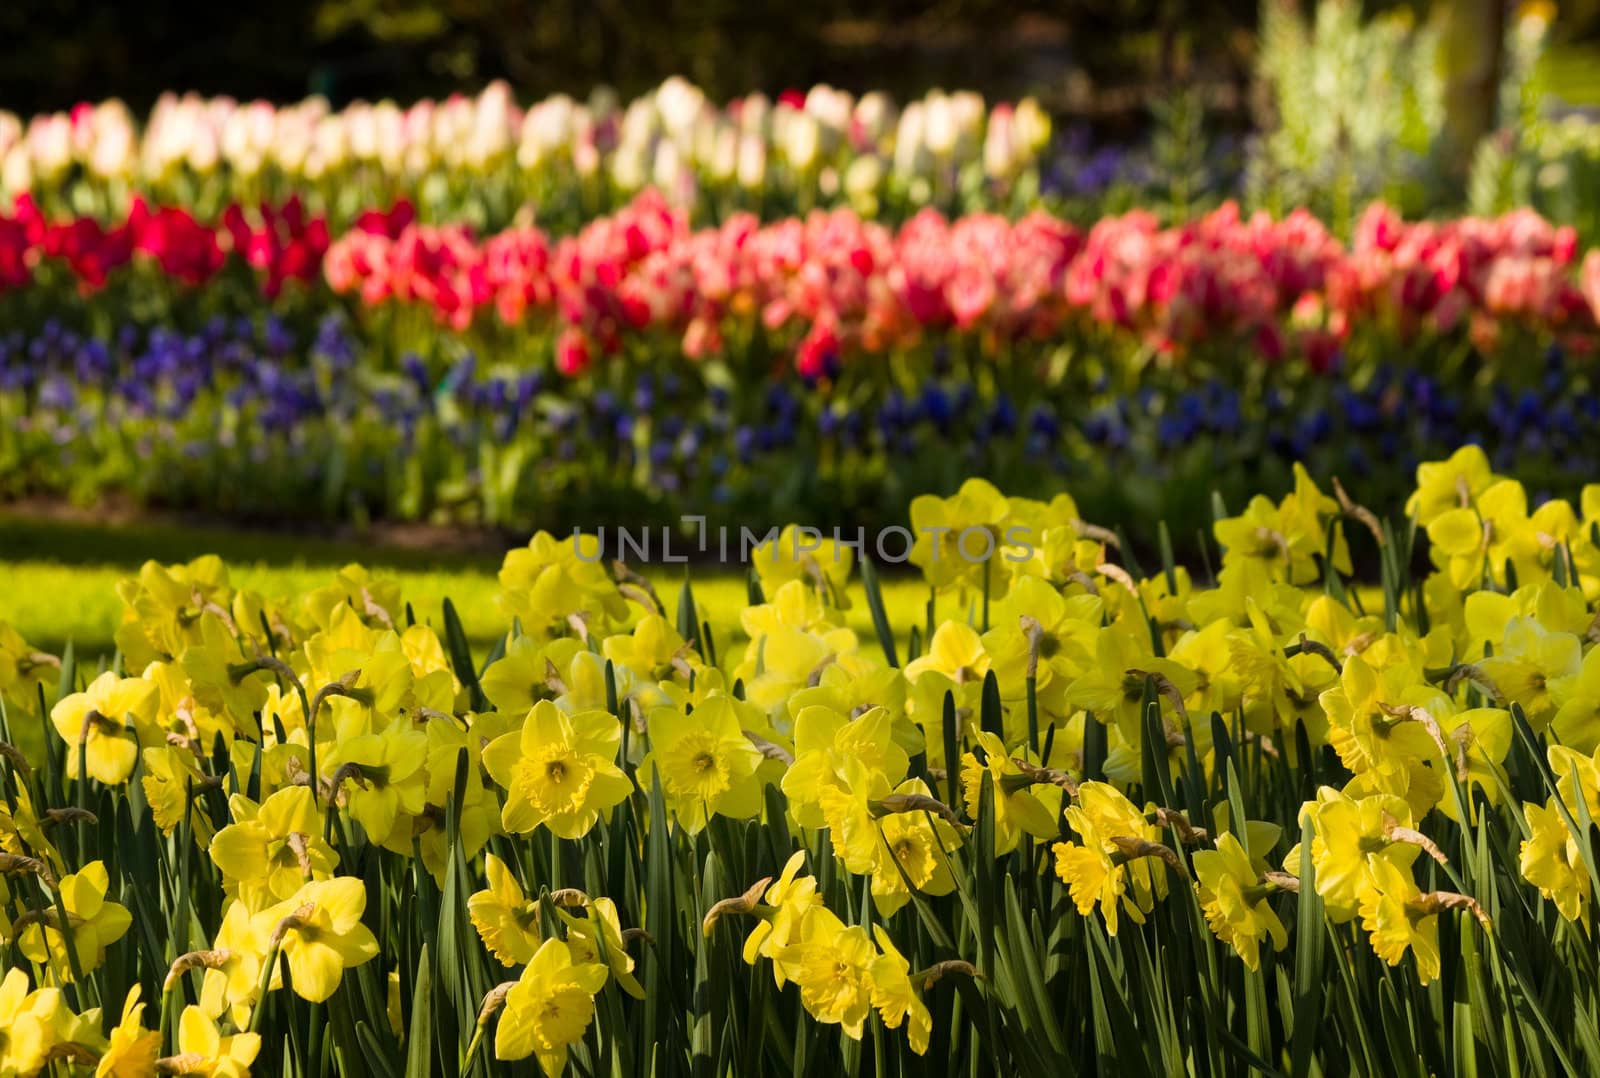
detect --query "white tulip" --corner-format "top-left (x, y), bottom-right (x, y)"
top-left (983, 104), bottom-right (1016, 180)
top-left (852, 92), bottom-right (894, 150)
top-left (736, 131), bottom-right (766, 189)
top-left (782, 112), bottom-right (820, 171)
top-left (893, 102), bottom-right (925, 177)
top-left (612, 140), bottom-right (649, 191)
top-left (27, 114), bottom-right (72, 178)
top-left (738, 93), bottom-right (770, 137)
top-left (844, 153), bottom-right (883, 200)
top-left (922, 93), bottom-right (957, 158)
top-left (710, 125), bottom-right (738, 182)
top-left (0, 112), bottom-right (21, 158)
top-left (655, 76), bottom-right (704, 138)
top-left (2, 144), bottom-right (32, 195)
top-left (1013, 97), bottom-right (1050, 155)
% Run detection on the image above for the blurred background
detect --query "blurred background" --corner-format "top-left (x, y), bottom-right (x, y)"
top-left (3, 1), bottom-right (1596, 123)
top-left (6, 0), bottom-right (1600, 588)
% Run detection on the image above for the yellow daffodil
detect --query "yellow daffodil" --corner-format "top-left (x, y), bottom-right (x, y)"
top-left (1287, 787), bottom-right (1421, 922)
top-left (960, 732), bottom-right (1059, 855)
top-left (1357, 856), bottom-right (1441, 984)
top-left (497, 531), bottom-right (628, 640)
top-left (1520, 799), bottom-right (1592, 927)
top-left (1408, 444), bottom-right (1500, 527)
top-left (865, 777), bottom-right (961, 915)
top-left (775, 907), bottom-right (876, 1039)
top-left (560, 897), bottom-right (644, 999)
top-left (209, 786), bottom-right (338, 909)
top-left (18, 860), bottom-right (132, 981)
top-left (321, 716), bottom-right (430, 841)
top-left (0, 968), bottom-right (69, 1076)
top-left (0, 621), bottom-right (58, 716)
top-left (1550, 646), bottom-right (1600, 753)
top-left (170, 1004), bottom-right (261, 1078)
top-left (480, 635), bottom-right (584, 715)
top-left (1052, 781), bottom-right (1171, 934)
top-left (50, 672), bottom-right (160, 784)
top-left (482, 701), bottom-right (632, 839)
top-left (253, 878), bottom-right (380, 1002)
top-left (469, 853), bottom-right (543, 966)
top-left (494, 938), bottom-right (608, 1075)
top-left (200, 901), bottom-right (268, 1028)
top-left (641, 691), bottom-right (765, 833)
top-left (602, 614), bottom-right (697, 683)
top-left (96, 985), bottom-right (160, 1077)
top-left (114, 556), bottom-right (234, 669)
top-left (868, 925), bottom-right (932, 1055)
top-left (300, 564), bottom-right (403, 634)
top-left (752, 525), bottom-right (854, 607)
top-left (1320, 655), bottom-right (1444, 818)
top-left (783, 704), bottom-right (909, 830)
top-left (1478, 616), bottom-right (1580, 730)
top-left (1193, 833), bottom-right (1289, 971)
top-left (1066, 622), bottom-right (1196, 744)
top-left (140, 744), bottom-right (217, 846)
top-left (742, 852), bottom-right (821, 984)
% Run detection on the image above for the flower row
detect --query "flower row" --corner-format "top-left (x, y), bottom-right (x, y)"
top-left (5, 192), bottom-right (1599, 377)
top-left (4, 316), bottom-right (1597, 534)
top-left (1, 450), bottom-right (1599, 1073)
top-left (0, 79), bottom-right (1052, 229)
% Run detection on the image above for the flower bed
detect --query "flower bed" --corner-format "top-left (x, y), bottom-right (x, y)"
top-left (0, 451), bottom-right (1597, 1074)
top-left (0, 80), bottom-right (1053, 233)
top-left (4, 191), bottom-right (1598, 378)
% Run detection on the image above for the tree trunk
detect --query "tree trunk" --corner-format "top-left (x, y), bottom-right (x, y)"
top-left (1439, 0), bottom-right (1507, 179)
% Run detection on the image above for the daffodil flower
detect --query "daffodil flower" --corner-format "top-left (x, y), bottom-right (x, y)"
top-left (167, 1004), bottom-right (262, 1078)
top-left (640, 692), bottom-right (765, 834)
top-left (1193, 832), bottom-right (1289, 971)
top-left (867, 926), bottom-right (933, 1054)
top-left (50, 672), bottom-right (160, 785)
top-left (560, 897), bottom-right (644, 999)
top-left (96, 984), bottom-right (161, 1077)
top-left (494, 938), bottom-right (608, 1075)
top-left (469, 853), bottom-right (543, 966)
top-left (252, 878), bottom-right (380, 1003)
top-left (482, 701), bottom-right (633, 839)
top-left (775, 907), bottom-right (876, 1039)
top-left (18, 860), bottom-right (132, 981)
top-left (209, 786), bottom-right (338, 908)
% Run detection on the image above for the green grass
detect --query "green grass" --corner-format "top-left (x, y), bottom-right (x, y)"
top-left (0, 511), bottom-right (932, 663)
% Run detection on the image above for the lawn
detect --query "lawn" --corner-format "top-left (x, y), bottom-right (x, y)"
top-left (0, 510), bottom-right (933, 664)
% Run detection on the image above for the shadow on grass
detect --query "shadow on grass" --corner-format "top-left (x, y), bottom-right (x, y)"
top-left (0, 510), bottom-right (505, 573)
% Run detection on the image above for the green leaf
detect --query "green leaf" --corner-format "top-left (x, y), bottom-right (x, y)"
top-left (404, 945), bottom-right (433, 1078)
top-left (860, 557), bottom-right (900, 668)
top-left (441, 598), bottom-right (485, 711)
top-left (677, 573), bottom-right (702, 654)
